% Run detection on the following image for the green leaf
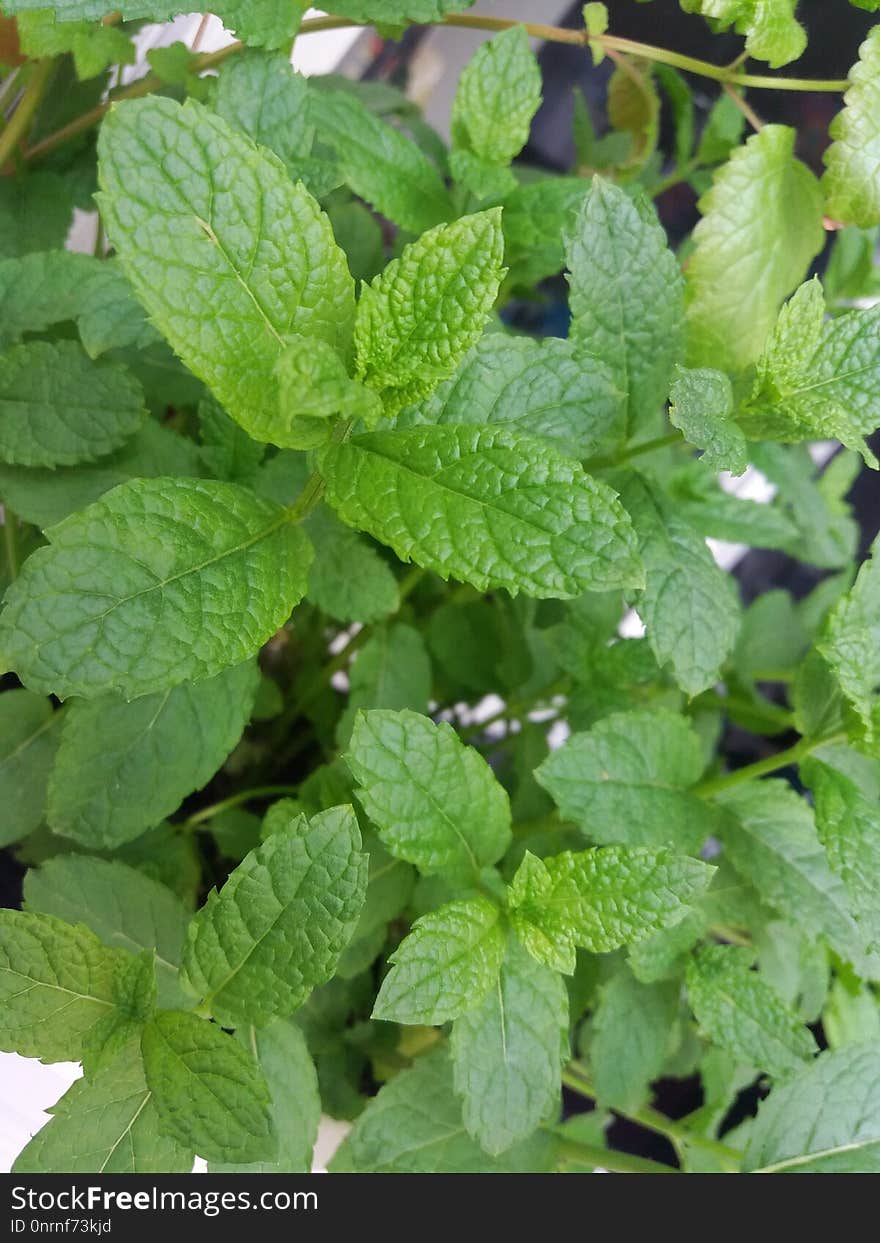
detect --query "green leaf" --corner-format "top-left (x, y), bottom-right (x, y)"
top-left (13, 1041), bottom-right (194, 1174)
top-left (214, 50), bottom-right (311, 173)
top-left (211, 1), bottom-right (307, 49)
top-left (275, 335), bottom-right (381, 446)
top-left (536, 708), bottom-right (717, 851)
top-left (686, 126), bottom-right (825, 372)
top-left (180, 805), bottom-right (367, 1026)
top-left (668, 366), bottom-right (747, 475)
top-left (450, 27), bottom-right (541, 197)
top-left (17, 11), bottom-right (134, 79)
top-left (0, 690), bottom-right (63, 848)
top-left (346, 708), bottom-right (510, 878)
top-left (0, 340), bottom-right (144, 468)
top-left (590, 965), bottom-right (678, 1112)
top-left (0, 477), bottom-right (312, 700)
top-left (141, 1010), bottom-right (276, 1165)
top-left (803, 759), bottom-right (880, 955)
top-left (502, 176), bottom-right (588, 288)
top-left (97, 96), bottom-right (355, 445)
top-left (398, 333), bottom-right (625, 460)
top-left (198, 396), bottom-right (265, 482)
top-left (0, 172), bottom-right (74, 260)
top-left (508, 846), bottom-right (715, 974)
top-left (47, 662), bottom-right (259, 848)
top-left (619, 471), bottom-right (742, 696)
top-left (0, 909), bottom-right (146, 1062)
top-left (0, 420), bottom-right (205, 532)
top-left (373, 895), bottom-right (505, 1024)
top-left (0, 251), bottom-right (157, 356)
top-left (309, 88), bottom-right (453, 234)
top-left (823, 28), bottom-right (880, 228)
top-left (320, 425), bottom-right (643, 599)
top-left (718, 780), bottom-right (864, 966)
top-left (354, 211), bottom-right (505, 412)
top-left (330, 1047), bottom-right (555, 1172)
top-left (451, 935), bottom-right (568, 1154)
top-left (818, 532), bottom-right (880, 736)
top-left (306, 508), bottom-right (399, 624)
top-left (566, 178), bottom-right (684, 436)
top-left (212, 1020), bottom-right (320, 1173)
top-left (744, 1043), bottom-right (880, 1172)
top-left (24, 855), bottom-right (191, 1010)
top-left (745, 280), bottom-right (880, 465)
top-left (686, 944), bottom-right (817, 1079)
top-left (336, 622), bottom-right (431, 746)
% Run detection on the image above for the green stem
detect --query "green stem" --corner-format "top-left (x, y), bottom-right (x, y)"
top-left (21, 12), bottom-right (852, 164)
top-left (553, 1133), bottom-right (681, 1174)
top-left (183, 784), bottom-right (300, 829)
top-left (0, 58), bottom-right (52, 169)
top-left (584, 431), bottom-right (684, 473)
top-left (562, 1064), bottom-right (742, 1171)
top-left (693, 732), bottom-right (845, 799)
top-left (3, 506), bottom-right (18, 581)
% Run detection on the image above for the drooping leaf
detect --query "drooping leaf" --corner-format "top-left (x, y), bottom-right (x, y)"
top-left (823, 28), bottom-right (880, 228)
top-left (141, 1010), bottom-right (276, 1165)
top-left (590, 965), bottom-right (678, 1112)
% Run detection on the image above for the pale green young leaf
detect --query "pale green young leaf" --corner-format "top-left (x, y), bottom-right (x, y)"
top-left (212, 1020), bottom-right (320, 1173)
top-left (566, 178), bottom-right (684, 436)
top-left (718, 780), bottom-right (864, 966)
top-left (668, 366), bottom-right (747, 475)
top-left (823, 978), bottom-right (880, 1050)
top-left (0, 910), bottom-right (145, 1062)
top-left (330, 1047), bottom-right (555, 1173)
top-left (536, 708), bottom-right (717, 852)
top-left (17, 11), bottom-right (134, 79)
top-left (24, 856), bottom-right (191, 1010)
top-left (275, 336), bottom-right (382, 447)
top-left (0, 340), bottom-right (144, 468)
top-left (686, 944), bottom-right (817, 1079)
top-left (803, 759), bottom-right (880, 955)
top-left (13, 1042), bottom-right (193, 1174)
top-left (141, 1010), bottom-right (276, 1165)
top-left (97, 97), bottom-right (355, 445)
top-left (745, 280), bottom-right (880, 465)
top-left (0, 690), bottom-right (63, 848)
top-left (508, 846), bottom-right (715, 975)
top-left (373, 895), bottom-right (505, 1024)
top-left (336, 622), bottom-right (431, 746)
top-left (686, 126), bottom-right (825, 372)
top-left (452, 936), bottom-right (568, 1154)
top-left (397, 333), bottom-right (625, 460)
top-left (590, 966), bottom-right (678, 1112)
top-left (818, 532), bottom-right (880, 736)
top-left (47, 662), bottom-right (259, 848)
top-left (306, 508), bottom-right (399, 625)
top-left (320, 425), bottom-right (643, 599)
top-left (0, 420), bottom-right (205, 532)
top-left (0, 477), bottom-right (312, 701)
top-left (628, 908), bottom-right (706, 984)
top-left (181, 806), bottom-right (367, 1026)
top-left (354, 211), bottom-right (505, 412)
top-left (619, 472), bottom-right (742, 696)
top-left (346, 708), bottom-right (511, 878)
top-left (450, 27), bottom-right (541, 197)
top-left (309, 88), bottom-right (453, 234)
top-left (744, 1043), bottom-right (880, 1172)
top-left (823, 28), bottom-right (880, 228)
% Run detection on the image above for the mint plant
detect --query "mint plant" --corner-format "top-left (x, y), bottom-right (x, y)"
top-left (2, 1), bottom-right (880, 1175)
